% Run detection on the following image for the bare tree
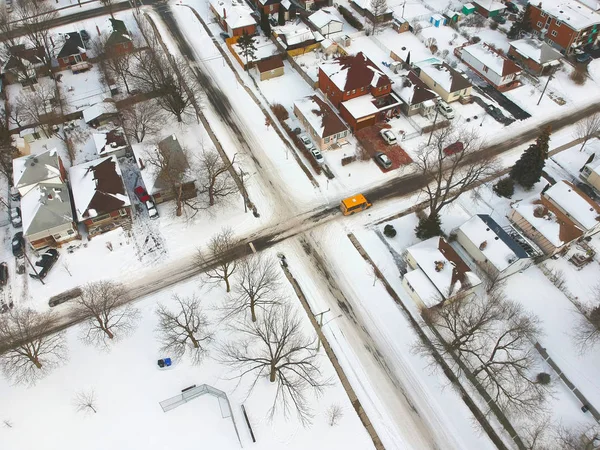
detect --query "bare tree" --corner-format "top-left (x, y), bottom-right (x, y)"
top-left (413, 127), bottom-right (497, 238)
top-left (555, 423), bottom-right (600, 450)
top-left (198, 228), bottom-right (239, 292)
top-left (0, 115), bottom-right (20, 181)
top-left (74, 389), bottom-right (98, 414)
top-left (99, 0), bottom-right (115, 18)
top-left (572, 287), bottom-right (600, 352)
top-left (15, 82), bottom-right (59, 136)
top-left (0, 308), bottom-right (67, 385)
top-left (143, 142), bottom-right (196, 217)
top-left (369, 0), bottom-right (388, 35)
top-left (15, 0), bottom-right (57, 70)
top-left (326, 404), bottom-right (344, 426)
top-left (74, 281), bottom-right (140, 348)
top-left (223, 254), bottom-right (282, 322)
top-left (575, 113), bottom-right (600, 152)
top-left (197, 150), bottom-right (238, 207)
top-left (121, 101), bottom-right (165, 143)
top-left (0, 7), bottom-right (22, 49)
top-left (155, 294), bottom-right (212, 365)
top-left (419, 292), bottom-right (546, 415)
top-left (219, 304), bottom-right (329, 425)
top-left (521, 416), bottom-right (553, 450)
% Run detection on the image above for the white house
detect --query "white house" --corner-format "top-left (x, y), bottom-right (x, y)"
top-left (543, 180), bottom-right (600, 235)
top-left (455, 214), bottom-right (536, 280)
top-left (402, 236), bottom-right (482, 309)
top-left (308, 10), bottom-right (343, 36)
top-left (457, 42), bottom-right (521, 91)
top-left (13, 149), bottom-right (67, 196)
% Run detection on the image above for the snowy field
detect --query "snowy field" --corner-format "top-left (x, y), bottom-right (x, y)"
top-left (0, 269), bottom-right (375, 450)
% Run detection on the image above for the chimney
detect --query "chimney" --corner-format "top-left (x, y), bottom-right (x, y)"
top-left (223, 7), bottom-right (227, 19)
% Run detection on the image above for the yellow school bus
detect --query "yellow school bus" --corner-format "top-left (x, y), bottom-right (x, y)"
top-left (340, 194), bottom-right (372, 216)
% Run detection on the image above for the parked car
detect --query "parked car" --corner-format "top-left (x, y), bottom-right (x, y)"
top-left (10, 207), bottom-right (22, 228)
top-left (436, 100), bottom-right (455, 119)
top-left (11, 232), bottom-right (23, 257)
top-left (30, 249), bottom-right (59, 280)
top-left (374, 152), bottom-right (392, 169)
top-left (576, 182), bottom-right (599, 201)
top-left (505, 1), bottom-right (519, 13)
top-left (10, 186), bottom-right (20, 202)
top-left (576, 53), bottom-right (592, 64)
top-left (269, 17), bottom-right (278, 27)
top-left (80, 30), bottom-right (90, 41)
top-left (299, 134), bottom-right (315, 151)
top-left (379, 129), bottom-right (397, 145)
top-left (134, 186), bottom-right (151, 202)
top-left (492, 15), bottom-right (507, 24)
top-left (443, 141), bottom-right (464, 156)
top-left (310, 148), bottom-right (324, 164)
top-left (146, 200), bottom-right (159, 219)
top-left (49, 287), bottom-right (82, 307)
top-left (0, 262), bottom-right (8, 286)
top-left (219, 32), bottom-right (230, 41)
top-left (485, 104), bottom-right (506, 121)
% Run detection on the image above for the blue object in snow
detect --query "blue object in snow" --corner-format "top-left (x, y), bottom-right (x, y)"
top-left (164, 358), bottom-right (172, 366)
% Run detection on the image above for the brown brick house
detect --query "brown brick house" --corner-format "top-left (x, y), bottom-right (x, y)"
top-left (507, 38), bottom-right (562, 75)
top-left (69, 155), bottom-right (132, 238)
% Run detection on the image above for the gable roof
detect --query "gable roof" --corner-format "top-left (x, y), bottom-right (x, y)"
top-left (397, 71), bottom-right (437, 106)
top-left (462, 42), bottom-right (521, 77)
top-left (294, 95), bottom-right (348, 138)
top-left (13, 149), bottom-right (62, 190)
top-left (320, 52), bottom-right (391, 92)
top-left (458, 214), bottom-right (529, 272)
top-left (407, 236), bottom-right (482, 300)
top-left (92, 127), bottom-right (129, 156)
top-left (416, 60), bottom-right (471, 93)
top-left (309, 10), bottom-right (343, 29)
top-left (83, 101), bottom-right (118, 124)
top-left (256, 55), bottom-right (284, 72)
top-left (2, 45), bottom-right (46, 73)
top-left (472, 0), bottom-right (506, 12)
top-left (543, 180), bottom-right (600, 231)
top-left (105, 18), bottom-right (132, 47)
top-left (56, 32), bottom-right (85, 59)
top-left (20, 182), bottom-right (74, 236)
top-left (210, 0), bottom-right (256, 30)
top-left (509, 38), bottom-right (562, 65)
top-left (69, 155), bottom-right (131, 221)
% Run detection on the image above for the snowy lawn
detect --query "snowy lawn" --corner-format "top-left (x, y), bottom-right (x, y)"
top-left (0, 270), bottom-right (375, 450)
top-left (57, 65), bottom-right (110, 115)
top-left (255, 61), bottom-right (315, 109)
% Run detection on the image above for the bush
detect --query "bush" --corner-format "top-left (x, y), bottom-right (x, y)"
top-left (415, 215), bottom-right (442, 239)
top-left (536, 372), bottom-right (551, 385)
top-left (470, 36), bottom-right (481, 44)
top-left (570, 65), bottom-right (587, 85)
top-left (430, 44), bottom-right (438, 54)
top-left (341, 155), bottom-right (356, 166)
top-left (490, 21), bottom-right (499, 30)
top-left (270, 103), bottom-right (289, 121)
top-left (338, 6), bottom-right (363, 31)
top-left (493, 177), bottom-right (515, 198)
top-left (384, 224), bottom-right (397, 238)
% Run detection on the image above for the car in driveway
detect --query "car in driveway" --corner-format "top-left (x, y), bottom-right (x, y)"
top-left (485, 104), bottom-right (506, 122)
top-left (374, 152), bottom-right (392, 169)
top-left (436, 100), bottom-right (455, 119)
top-left (310, 148), bottom-right (324, 164)
top-left (576, 53), bottom-right (592, 64)
top-left (576, 182), bottom-right (599, 201)
top-left (443, 141), bottom-right (464, 156)
top-left (80, 30), bottom-right (90, 41)
top-left (492, 15), bottom-right (507, 24)
top-left (146, 200), bottom-right (159, 219)
top-left (30, 249), bottom-right (59, 280)
top-left (299, 134), bottom-right (315, 151)
top-left (10, 207), bottom-right (22, 228)
top-left (379, 129), bottom-right (397, 145)
top-left (12, 232), bottom-right (24, 257)
top-left (10, 187), bottom-right (20, 202)
top-left (134, 186), bottom-right (151, 202)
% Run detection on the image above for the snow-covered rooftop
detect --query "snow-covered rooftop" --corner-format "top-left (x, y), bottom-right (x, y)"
top-left (352, 0), bottom-right (392, 14)
top-left (404, 268), bottom-right (441, 308)
top-left (458, 214), bottom-right (529, 273)
top-left (461, 42), bottom-right (521, 77)
top-left (407, 237), bottom-right (481, 300)
top-left (13, 148), bottom-right (62, 191)
top-left (416, 59), bottom-right (471, 93)
top-left (69, 155), bottom-right (131, 222)
top-left (294, 95), bottom-right (347, 138)
top-left (543, 180), bottom-right (600, 231)
top-left (276, 23), bottom-right (318, 48)
top-left (396, 71), bottom-right (437, 106)
top-left (210, 0), bottom-right (256, 30)
top-left (309, 10), bottom-right (343, 29)
top-left (92, 127), bottom-right (129, 156)
top-left (509, 38), bottom-right (562, 65)
top-left (472, 0), bottom-right (506, 12)
top-left (320, 52), bottom-right (390, 93)
top-left (341, 92), bottom-right (402, 119)
top-left (534, 0), bottom-right (600, 31)
top-left (20, 182), bottom-right (74, 236)
top-left (83, 101), bottom-right (118, 124)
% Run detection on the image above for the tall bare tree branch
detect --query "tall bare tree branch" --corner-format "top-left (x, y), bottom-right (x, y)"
top-left (197, 150), bottom-right (238, 207)
top-left (197, 227), bottom-right (239, 292)
top-left (575, 113), bottom-right (600, 152)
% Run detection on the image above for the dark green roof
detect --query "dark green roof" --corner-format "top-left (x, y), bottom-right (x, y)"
top-left (105, 18), bottom-right (132, 47)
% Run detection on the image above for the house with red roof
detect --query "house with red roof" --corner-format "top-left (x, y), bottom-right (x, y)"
top-left (293, 95), bottom-right (349, 150)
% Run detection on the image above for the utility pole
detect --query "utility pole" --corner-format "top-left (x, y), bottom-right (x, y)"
top-left (427, 107), bottom-right (440, 146)
top-left (314, 308), bottom-right (330, 351)
top-left (537, 68), bottom-right (556, 106)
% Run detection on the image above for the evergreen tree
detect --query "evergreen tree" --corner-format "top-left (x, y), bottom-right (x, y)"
top-left (237, 31), bottom-right (257, 71)
top-left (415, 214), bottom-right (442, 240)
top-left (261, 11), bottom-right (271, 36)
top-left (510, 126), bottom-right (551, 190)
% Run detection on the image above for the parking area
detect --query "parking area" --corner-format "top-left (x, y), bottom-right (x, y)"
top-left (356, 125), bottom-right (413, 171)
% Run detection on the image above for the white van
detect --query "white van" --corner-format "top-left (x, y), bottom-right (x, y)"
top-left (436, 100), bottom-right (455, 119)
top-left (379, 129), bottom-right (397, 145)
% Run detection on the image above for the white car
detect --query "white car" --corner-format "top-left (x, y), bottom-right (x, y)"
top-left (311, 148), bottom-right (324, 165)
top-left (436, 100), bottom-right (455, 119)
top-left (299, 134), bottom-right (314, 151)
top-left (379, 129), bottom-right (397, 145)
top-left (145, 200), bottom-right (159, 219)
top-left (10, 207), bottom-right (22, 228)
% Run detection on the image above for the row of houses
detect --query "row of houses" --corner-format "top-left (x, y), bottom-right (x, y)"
top-left (403, 179), bottom-right (600, 309)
